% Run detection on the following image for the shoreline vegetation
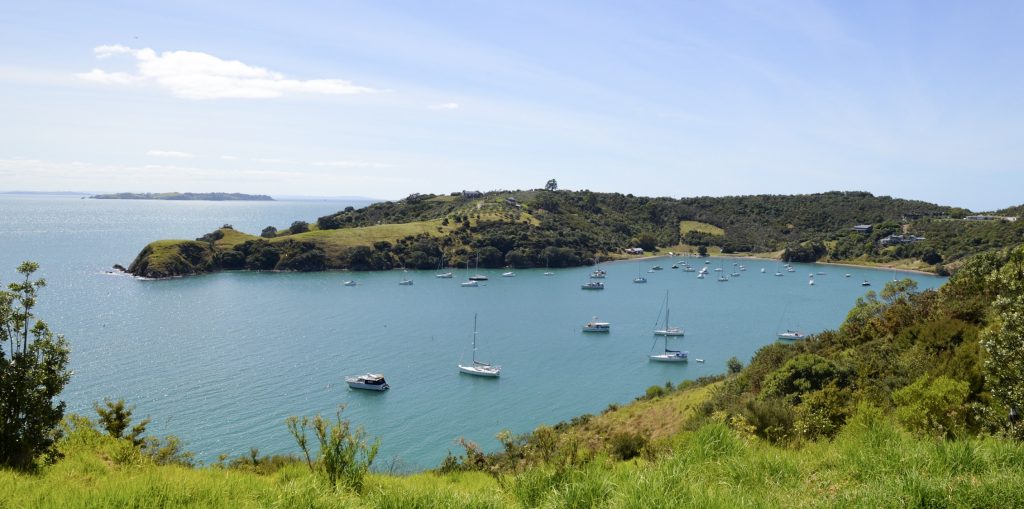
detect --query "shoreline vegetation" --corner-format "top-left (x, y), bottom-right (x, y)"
top-left (124, 188), bottom-right (1023, 279)
top-left (91, 192), bottom-right (274, 201)
top-left (8, 244), bottom-right (1024, 506)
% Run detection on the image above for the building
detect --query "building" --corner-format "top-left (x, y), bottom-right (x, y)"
top-left (879, 234), bottom-right (926, 246)
top-left (852, 224), bottom-right (873, 233)
top-left (625, 247), bottom-right (644, 255)
top-left (964, 215), bottom-right (1018, 222)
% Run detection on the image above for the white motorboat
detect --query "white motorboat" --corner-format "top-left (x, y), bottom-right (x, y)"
top-left (582, 318), bottom-right (611, 332)
top-left (458, 314), bottom-right (501, 377)
top-left (777, 330), bottom-right (806, 340)
top-left (345, 373), bottom-right (389, 391)
top-left (653, 291), bottom-right (685, 336)
top-left (861, 280), bottom-right (871, 286)
top-left (436, 272), bottom-right (454, 278)
top-left (590, 269), bottom-right (607, 279)
top-left (461, 280), bottom-right (479, 287)
top-left (582, 281), bottom-right (605, 290)
top-left (343, 280), bottom-right (358, 287)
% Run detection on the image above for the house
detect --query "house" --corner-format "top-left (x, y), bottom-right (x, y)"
top-left (461, 190), bottom-right (483, 199)
top-left (879, 234), bottom-right (926, 246)
top-left (625, 247), bottom-right (644, 255)
top-left (964, 215), bottom-right (1018, 222)
top-left (852, 224), bottom-right (873, 233)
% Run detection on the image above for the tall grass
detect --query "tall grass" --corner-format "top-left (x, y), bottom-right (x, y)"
top-left (5, 411), bottom-right (1024, 507)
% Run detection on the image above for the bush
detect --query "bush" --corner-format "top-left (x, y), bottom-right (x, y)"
top-left (286, 407), bottom-right (380, 492)
top-left (893, 375), bottom-right (970, 439)
top-left (608, 431), bottom-right (648, 460)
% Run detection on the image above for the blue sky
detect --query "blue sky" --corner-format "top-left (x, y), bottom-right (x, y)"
top-left (0, 1), bottom-right (1021, 210)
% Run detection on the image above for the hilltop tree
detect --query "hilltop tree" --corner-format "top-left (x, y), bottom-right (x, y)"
top-left (0, 262), bottom-right (72, 469)
top-left (94, 399), bottom-right (150, 446)
top-left (545, 179), bottom-right (558, 191)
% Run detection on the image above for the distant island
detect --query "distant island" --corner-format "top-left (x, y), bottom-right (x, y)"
top-left (91, 192), bottom-right (274, 201)
top-left (124, 186), bottom-right (1024, 279)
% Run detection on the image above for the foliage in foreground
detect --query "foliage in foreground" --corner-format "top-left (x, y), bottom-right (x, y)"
top-left (0, 262), bottom-right (71, 470)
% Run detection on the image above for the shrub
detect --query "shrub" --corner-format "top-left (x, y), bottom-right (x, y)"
top-left (608, 431), bottom-right (648, 460)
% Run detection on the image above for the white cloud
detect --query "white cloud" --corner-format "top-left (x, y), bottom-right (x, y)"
top-left (429, 102), bottom-right (460, 110)
top-left (77, 45), bottom-right (377, 100)
top-left (220, 155), bottom-right (239, 160)
top-left (146, 150), bottom-right (194, 158)
top-left (311, 160), bottom-right (394, 169)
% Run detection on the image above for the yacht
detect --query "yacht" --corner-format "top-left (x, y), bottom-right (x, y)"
top-left (861, 280), bottom-right (871, 286)
top-left (653, 291), bottom-right (685, 336)
top-left (582, 281), bottom-right (605, 290)
top-left (582, 318), bottom-right (611, 332)
top-left (345, 373), bottom-right (389, 391)
top-left (469, 274), bottom-right (489, 281)
top-left (343, 280), bottom-right (357, 287)
top-left (458, 314), bottom-right (501, 377)
top-left (460, 280), bottom-right (479, 287)
top-left (590, 269), bottom-right (607, 279)
top-left (777, 330), bottom-right (806, 340)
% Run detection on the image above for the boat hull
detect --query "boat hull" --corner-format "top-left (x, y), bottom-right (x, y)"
top-left (649, 353), bottom-right (688, 362)
top-left (654, 329), bottom-right (684, 337)
top-left (458, 364), bottom-right (501, 377)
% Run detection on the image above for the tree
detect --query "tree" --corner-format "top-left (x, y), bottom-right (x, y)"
top-left (260, 226), bottom-right (277, 238)
top-left (545, 179), bottom-right (558, 191)
top-left (289, 221), bottom-right (309, 234)
top-left (0, 262), bottom-right (72, 469)
top-left (980, 249), bottom-right (1024, 436)
top-left (727, 356), bottom-right (743, 375)
top-left (697, 245), bottom-right (708, 257)
top-left (286, 406), bottom-right (380, 492)
top-left (94, 399), bottom-right (150, 446)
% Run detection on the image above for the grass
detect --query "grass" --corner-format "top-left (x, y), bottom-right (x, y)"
top-left (282, 220), bottom-right (450, 259)
top-left (680, 220), bottom-right (725, 237)
top-left (6, 388), bottom-right (1024, 507)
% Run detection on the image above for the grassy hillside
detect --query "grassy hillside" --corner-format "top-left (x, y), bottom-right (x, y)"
top-left (125, 188), bottom-right (1022, 279)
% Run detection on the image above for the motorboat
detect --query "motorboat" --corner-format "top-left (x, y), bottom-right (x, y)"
top-left (777, 330), bottom-right (806, 340)
top-left (345, 373), bottom-right (389, 391)
top-left (582, 318), bottom-right (611, 332)
top-left (343, 280), bottom-right (357, 286)
top-left (461, 280), bottom-right (479, 287)
top-left (590, 269), bottom-right (607, 279)
top-left (582, 281), bottom-right (605, 290)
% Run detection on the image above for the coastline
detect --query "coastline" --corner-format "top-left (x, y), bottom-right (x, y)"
top-left (606, 251), bottom-right (939, 276)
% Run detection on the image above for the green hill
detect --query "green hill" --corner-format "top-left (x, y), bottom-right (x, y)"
top-left (125, 188), bottom-right (1023, 278)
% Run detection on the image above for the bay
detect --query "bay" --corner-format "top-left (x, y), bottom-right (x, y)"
top-left (0, 194), bottom-right (945, 470)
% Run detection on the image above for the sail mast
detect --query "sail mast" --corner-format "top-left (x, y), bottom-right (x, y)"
top-left (472, 313), bottom-right (478, 363)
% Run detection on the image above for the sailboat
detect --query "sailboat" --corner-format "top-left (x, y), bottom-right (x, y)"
top-left (649, 334), bottom-right (687, 362)
top-left (458, 314), bottom-right (501, 377)
top-left (633, 262), bottom-right (647, 283)
top-left (469, 254), bottom-right (488, 281)
top-left (398, 269), bottom-right (414, 285)
top-left (653, 291), bottom-right (684, 336)
top-left (461, 260), bottom-right (479, 287)
top-left (435, 253), bottom-right (453, 278)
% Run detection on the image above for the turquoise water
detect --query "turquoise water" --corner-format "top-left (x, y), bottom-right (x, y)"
top-left (0, 195), bottom-right (946, 470)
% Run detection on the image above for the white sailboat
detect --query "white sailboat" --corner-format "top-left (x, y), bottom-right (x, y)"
top-left (461, 260), bottom-right (479, 287)
top-left (458, 314), bottom-right (501, 377)
top-left (435, 253), bottom-right (453, 278)
top-left (653, 291), bottom-right (684, 336)
top-left (633, 262), bottom-right (647, 283)
top-left (398, 269), bottom-right (414, 285)
top-left (649, 335), bottom-right (687, 362)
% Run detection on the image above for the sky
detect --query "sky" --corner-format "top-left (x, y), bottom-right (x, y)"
top-left (0, 1), bottom-right (1021, 211)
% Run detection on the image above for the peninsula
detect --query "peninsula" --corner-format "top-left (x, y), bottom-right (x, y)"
top-left (125, 188), bottom-right (1023, 279)
top-left (92, 192), bottom-right (273, 201)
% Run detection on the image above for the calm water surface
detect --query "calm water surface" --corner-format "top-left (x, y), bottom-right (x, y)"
top-left (0, 195), bottom-right (945, 469)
